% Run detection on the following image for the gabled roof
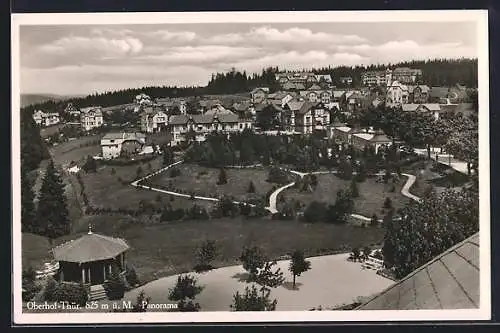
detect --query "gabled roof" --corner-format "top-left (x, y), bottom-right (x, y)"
top-left (330, 117), bottom-right (346, 127)
top-left (357, 232), bottom-right (479, 310)
top-left (308, 84), bottom-right (322, 91)
top-left (402, 104), bottom-right (441, 112)
top-left (169, 113), bottom-right (239, 125)
top-left (333, 90), bottom-right (346, 99)
top-left (297, 101), bottom-right (320, 115)
top-left (53, 232), bottom-right (129, 263)
top-left (315, 74), bottom-right (333, 83)
top-left (286, 99), bottom-right (306, 112)
top-left (251, 87), bottom-right (269, 94)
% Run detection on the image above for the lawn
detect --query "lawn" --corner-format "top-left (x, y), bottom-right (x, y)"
top-left (39, 123), bottom-right (66, 138)
top-left (147, 163), bottom-right (275, 202)
top-left (24, 214), bottom-right (386, 284)
top-left (22, 233), bottom-right (53, 270)
top-left (50, 135), bottom-right (102, 167)
top-left (78, 158), bottom-right (215, 212)
top-left (401, 159), bottom-right (472, 198)
top-left (279, 174), bottom-right (410, 217)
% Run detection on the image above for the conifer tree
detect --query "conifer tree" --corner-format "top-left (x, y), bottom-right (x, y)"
top-left (36, 160), bottom-right (70, 239)
top-left (21, 167), bottom-right (36, 233)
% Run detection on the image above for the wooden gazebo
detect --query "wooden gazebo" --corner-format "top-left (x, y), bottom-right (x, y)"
top-left (52, 226), bottom-right (130, 286)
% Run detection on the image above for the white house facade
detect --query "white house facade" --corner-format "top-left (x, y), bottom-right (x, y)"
top-left (80, 107), bottom-right (104, 131)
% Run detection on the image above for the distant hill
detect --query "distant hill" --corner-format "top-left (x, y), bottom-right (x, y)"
top-left (20, 94), bottom-right (84, 108)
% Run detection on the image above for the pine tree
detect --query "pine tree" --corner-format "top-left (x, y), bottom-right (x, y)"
top-left (289, 250), bottom-right (311, 289)
top-left (350, 178), bottom-right (359, 198)
top-left (217, 168), bottom-right (228, 185)
top-left (247, 181), bottom-right (256, 193)
top-left (36, 160), bottom-right (70, 239)
top-left (21, 167), bottom-right (36, 233)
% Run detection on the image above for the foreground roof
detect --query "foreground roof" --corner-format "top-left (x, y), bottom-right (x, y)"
top-left (357, 232), bottom-right (479, 310)
top-left (53, 232), bottom-right (130, 263)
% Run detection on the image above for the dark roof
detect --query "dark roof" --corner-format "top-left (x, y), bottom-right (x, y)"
top-left (53, 232), bottom-right (129, 263)
top-left (297, 101), bottom-right (320, 115)
top-left (169, 113), bottom-right (239, 125)
top-left (357, 232), bottom-right (479, 310)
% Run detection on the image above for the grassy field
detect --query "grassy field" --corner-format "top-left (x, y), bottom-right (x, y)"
top-left (78, 158), bottom-right (214, 212)
top-left (402, 159), bottom-right (471, 198)
top-left (148, 164), bottom-right (275, 202)
top-left (39, 124), bottom-right (66, 138)
top-left (50, 135), bottom-right (102, 167)
top-left (279, 174), bottom-right (410, 217)
top-left (23, 214), bottom-right (385, 284)
top-left (22, 233), bottom-right (52, 270)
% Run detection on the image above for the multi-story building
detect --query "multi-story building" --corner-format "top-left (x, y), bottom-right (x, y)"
top-left (361, 67), bottom-right (422, 87)
top-left (140, 107), bottom-right (168, 133)
top-left (361, 69), bottom-right (392, 86)
top-left (410, 85), bottom-right (431, 103)
top-left (100, 132), bottom-right (147, 159)
top-left (32, 110), bottom-right (61, 127)
top-left (391, 67), bottom-right (422, 84)
top-left (386, 81), bottom-right (409, 108)
top-left (80, 106), bottom-right (104, 131)
top-left (284, 99), bottom-right (330, 134)
top-left (168, 110), bottom-right (252, 146)
top-left (250, 87), bottom-right (269, 104)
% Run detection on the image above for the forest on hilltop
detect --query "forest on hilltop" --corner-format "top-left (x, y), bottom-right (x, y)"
top-left (21, 58), bottom-right (477, 116)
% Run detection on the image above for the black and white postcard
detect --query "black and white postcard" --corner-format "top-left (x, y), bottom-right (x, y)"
top-left (11, 10), bottom-right (490, 324)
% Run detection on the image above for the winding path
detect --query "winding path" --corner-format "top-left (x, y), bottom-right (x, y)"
top-left (267, 168), bottom-right (422, 221)
top-left (131, 160), bottom-right (256, 208)
top-left (131, 162), bottom-right (421, 219)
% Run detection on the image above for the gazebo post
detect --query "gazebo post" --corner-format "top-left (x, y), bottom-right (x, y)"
top-left (103, 265), bottom-right (107, 281)
top-left (88, 268), bottom-right (91, 285)
top-left (81, 266), bottom-right (86, 284)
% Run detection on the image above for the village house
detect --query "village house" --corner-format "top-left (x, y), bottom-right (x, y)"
top-left (133, 93), bottom-right (153, 112)
top-left (32, 110), bottom-right (61, 127)
top-left (410, 85), bottom-right (431, 103)
top-left (168, 109), bottom-right (251, 146)
top-left (64, 103), bottom-right (81, 118)
top-left (284, 99), bottom-right (329, 134)
top-left (140, 106), bottom-right (169, 133)
top-left (351, 129), bottom-right (393, 153)
top-left (80, 106), bottom-right (104, 131)
top-left (340, 76), bottom-right (353, 85)
top-left (267, 91), bottom-right (295, 108)
top-left (100, 132), bottom-right (147, 159)
top-left (250, 87), bottom-right (270, 104)
top-left (314, 74), bottom-right (333, 84)
top-left (386, 81), bottom-right (409, 108)
top-left (346, 92), bottom-right (365, 112)
top-left (307, 83), bottom-right (323, 91)
top-left (401, 103), bottom-right (442, 120)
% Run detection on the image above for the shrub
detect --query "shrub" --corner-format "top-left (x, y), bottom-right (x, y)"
top-left (389, 184), bottom-right (396, 192)
top-left (103, 272), bottom-right (126, 300)
top-left (247, 181), bottom-right (256, 193)
top-left (52, 282), bottom-right (88, 307)
top-left (125, 266), bottom-right (140, 288)
top-left (370, 214), bottom-right (379, 227)
top-left (267, 167), bottom-right (289, 184)
top-left (43, 277), bottom-right (58, 302)
top-left (383, 197), bottom-right (393, 210)
top-left (303, 201), bottom-right (327, 223)
top-left (169, 168), bottom-right (181, 178)
top-left (350, 179), bottom-right (359, 198)
top-left (110, 168), bottom-right (116, 175)
top-left (217, 168), bottom-right (228, 185)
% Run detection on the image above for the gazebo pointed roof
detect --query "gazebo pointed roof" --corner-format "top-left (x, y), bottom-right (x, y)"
top-left (52, 229), bottom-right (129, 263)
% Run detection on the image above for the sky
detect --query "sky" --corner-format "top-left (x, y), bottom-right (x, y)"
top-left (19, 21), bottom-right (478, 96)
